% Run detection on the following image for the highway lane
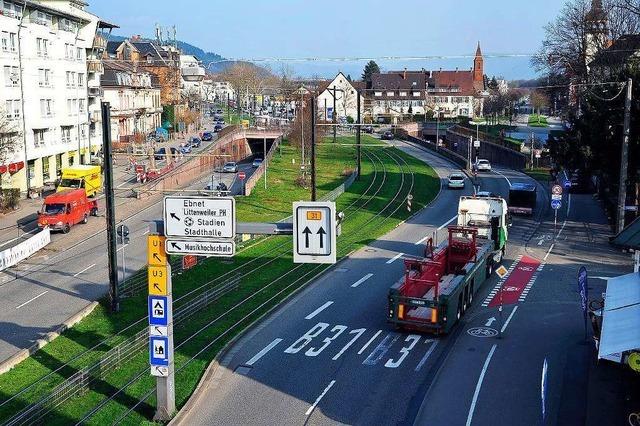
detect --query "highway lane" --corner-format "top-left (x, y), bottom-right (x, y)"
top-left (0, 126), bottom-right (252, 363)
top-left (175, 140), bottom-right (519, 425)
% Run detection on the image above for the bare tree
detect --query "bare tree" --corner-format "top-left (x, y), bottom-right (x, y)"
top-left (0, 109), bottom-right (21, 190)
top-left (220, 63), bottom-right (274, 110)
top-left (530, 91), bottom-right (550, 122)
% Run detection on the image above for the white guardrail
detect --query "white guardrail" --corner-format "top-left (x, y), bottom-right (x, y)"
top-left (0, 228), bottom-right (50, 271)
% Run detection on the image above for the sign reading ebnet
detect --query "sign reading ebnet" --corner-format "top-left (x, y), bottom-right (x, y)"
top-left (163, 196), bottom-right (235, 239)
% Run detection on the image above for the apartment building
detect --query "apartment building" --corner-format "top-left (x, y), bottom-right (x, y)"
top-left (101, 61), bottom-right (162, 143)
top-left (0, 0), bottom-right (115, 194)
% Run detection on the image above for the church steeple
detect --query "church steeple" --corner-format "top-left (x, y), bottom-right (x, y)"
top-left (585, 0), bottom-right (608, 70)
top-left (473, 41), bottom-right (484, 84)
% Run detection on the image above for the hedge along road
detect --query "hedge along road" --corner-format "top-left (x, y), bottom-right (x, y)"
top-left (0, 135), bottom-right (439, 425)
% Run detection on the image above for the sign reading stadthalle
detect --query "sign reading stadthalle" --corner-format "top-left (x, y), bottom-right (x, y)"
top-left (293, 201), bottom-right (336, 264)
top-left (163, 196), bottom-right (235, 239)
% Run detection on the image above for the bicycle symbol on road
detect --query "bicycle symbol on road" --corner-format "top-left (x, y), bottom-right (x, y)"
top-left (467, 327), bottom-right (499, 338)
top-left (503, 286), bottom-right (520, 292)
top-left (518, 266), bottom-right (534, 272)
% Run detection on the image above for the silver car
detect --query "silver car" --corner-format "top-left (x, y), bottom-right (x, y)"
top-left (447, 173), bottom-right (465, 189)
top-left (222, 162), bottom-right (238, 173)
top-left (474, 159), bottom-right (492, 172)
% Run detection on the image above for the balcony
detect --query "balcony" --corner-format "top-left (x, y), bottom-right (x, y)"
top-left (181, 65), bottom-right (205, 82)
top-left (88, 87), bottom-right (104, 97)
top-left (87, 59), bottom-right (103, 74)
top-left (93, 35), bottom-right (107, 50)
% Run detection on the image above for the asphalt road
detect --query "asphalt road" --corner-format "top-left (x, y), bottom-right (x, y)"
top-left (175, 140), bottom-right (548, 426)
top-left (0, 121), bottom-right (238, 363)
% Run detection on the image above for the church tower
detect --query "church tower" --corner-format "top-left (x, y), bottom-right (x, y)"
top-left (473, 42), bottom-right (484, 88)
top-left (585, 0), bottom-right (608, 70)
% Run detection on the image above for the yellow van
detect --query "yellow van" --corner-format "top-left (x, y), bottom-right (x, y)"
top-left (241, 119), bottom-right (250, 129)
top-left (57, 165), bottom-right (102, 197)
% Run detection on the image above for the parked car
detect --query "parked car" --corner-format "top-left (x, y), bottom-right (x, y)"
top-left (216, 117), bottom-right (225, 124)
top-left (223, 162), bottom-right (238, 173)
top-left (214, 113), bottom-right (224, 120)
top-left (214, 124), bottom-right (223, 132)
top-left (363, 125), bottom-right (374, 134)
top-left (202, 131), bottom-right (214, 141)
top-left (447, 173), bottom-right (465, 189)
top-left (474, 159), bottom-right (492, 172)
top-left (252, 158), bottom-right (263, 168)
top-left (180, 144), bottom-right (192, 154)
top-left (38, 189), bottom-right (98, 233)
top-left (188, 136), bottom-right (202, 148)
top-left (154, 147), bottom-right (167, 160)
top-left (216, 109), bottom-right (224, 114)
top-left (381, 130), bottom-right (394, 140)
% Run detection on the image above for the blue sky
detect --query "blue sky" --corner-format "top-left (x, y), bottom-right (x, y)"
top-left (89, 0), bottom-right (565, 79)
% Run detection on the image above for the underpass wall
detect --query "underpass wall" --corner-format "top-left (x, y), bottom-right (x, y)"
top-left (245, 136), bottom-right (283, 196)
top-left (447, 127), bottom-right (527, 170)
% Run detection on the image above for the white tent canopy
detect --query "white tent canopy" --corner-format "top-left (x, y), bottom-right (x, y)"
top-left (598, 272), bottom-right (640, 360)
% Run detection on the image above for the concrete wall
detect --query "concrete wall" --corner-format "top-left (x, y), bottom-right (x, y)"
top-left (446, 127), bottom-right (527, 170)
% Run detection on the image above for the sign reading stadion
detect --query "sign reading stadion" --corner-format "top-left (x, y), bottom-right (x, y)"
top-left (163, 197), bottom-right (235, 239)
top-left (163, 196), bottom-right (236, 258)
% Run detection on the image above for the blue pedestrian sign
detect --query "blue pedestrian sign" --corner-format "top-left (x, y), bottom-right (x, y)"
top-left (150, 336), bottom-right (169, 366)
top-left (148, 296), bottom-right (169, 326)
top-left (551, 199), bottom-right (562, 210)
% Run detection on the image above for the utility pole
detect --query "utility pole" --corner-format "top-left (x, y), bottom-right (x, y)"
top-left (331, 87), bottom-right (337, 143)
top-left (264, 136), bottom-right (267, 190)
top-left (530, 132), bottom-right (535, 170)
top-left (301, 90), bottom-right (305, 168)
top-left (356, 91), bottom-right (362, 179)
top-left (311, 96), bottom-right (317, 201)
top-left (617, 78), bottom-right (632, 234)
top-left (101, 102), bottom-right (119, 312)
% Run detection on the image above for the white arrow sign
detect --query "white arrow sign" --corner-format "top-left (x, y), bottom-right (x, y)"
top-left (164, 196), bottom-right (235, 239)
top-left (485, 317), bottom-right (496, 327)
top-left (293, 201), bottom-right (336, 264)
top-left (165, 239), bottom-right (235, 257)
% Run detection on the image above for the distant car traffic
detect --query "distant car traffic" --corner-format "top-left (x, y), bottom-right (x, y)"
top-left (188, 136), bottom-right (202, 148)
top-left (474, 159), bottom-right (492, 172)
top-left (363, 125), bottom-right (374, 133)
top-left (214, 124), bottom-right (223, 132)
top-left (381, 130), bottom-right (394, 140)
top-left (223, 162), bottom-right (238, 173)
top-left (252, 158), bottom-right (263, 168)
top-left (447, 173), bottom-right (465, 189)
top-left (202, 131), bottom-right (213, 141)
top-left (180, 144), bottom-right (192, 154)
top-left (216, 117), bottom-right (225, 124)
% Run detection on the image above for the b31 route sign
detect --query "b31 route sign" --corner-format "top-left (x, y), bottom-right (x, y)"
top-left (293, 201), bottom-right (336, 264)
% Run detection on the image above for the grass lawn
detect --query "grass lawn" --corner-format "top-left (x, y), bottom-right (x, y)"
top-left (528, 114), bottom-right (549, 127)
top-left (525, 167), bottom-right (552, 182)
top-left (0, 135), bottom-right (439, 425)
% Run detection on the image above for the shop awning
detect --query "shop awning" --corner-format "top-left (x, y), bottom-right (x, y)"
top-left (598, 272), bottom-right (640, 359)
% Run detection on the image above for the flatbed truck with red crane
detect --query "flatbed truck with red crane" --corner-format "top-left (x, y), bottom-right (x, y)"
top-left (388, 196), bottom-right (509, 334)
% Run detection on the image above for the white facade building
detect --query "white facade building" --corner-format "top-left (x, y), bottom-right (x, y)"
top-left (316, 72), bottom-right (364, 121)
top-left (0, 0), bottom-right (113, 194)
top-left (180, 54), bottom-right (205, 100)
top-left (101, 62), bottom-right (162, 144)
top-left (202, 78), bottom-right (235, 103)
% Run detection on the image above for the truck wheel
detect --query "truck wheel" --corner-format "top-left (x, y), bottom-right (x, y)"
top-left (81, 214), bottom-right (88, 224)
top-left (62, 224), bottom-right (71, 234)
top-left (91, 207), bottom-right (98, 217)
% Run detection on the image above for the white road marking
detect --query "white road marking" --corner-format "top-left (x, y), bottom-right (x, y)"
top-left (332, 328), bottom-right (366, 361)
top-left (500, 306), bottom-right (519, 333)
top-left (537, 239), bottom-right (544, 246)
top-left (485, 317), bottom-right (496, 327)
top-left (73, 263), bottom-right (96, 277)
top-left (116, 244), bottom-right (129, 252)
top-left (543, 244), bottom-right (554, 261)
top-left (305, 301), bottom-right (334, 320)
top-left (438, 215), bottom-right (458, 230)
top-left (351, 273), bottom-right (373, 288)
top-left (143, 230), bottom-right (149, 235)
top-left (245, 338), bottom-right (283, 366)
top-left (567, 193), bottom-right (571, 215)
top-left (386, 253), bottom-right (404, 264)
top-left (592, 276), bottom-right (612, 280)
top-left (15, 290), bottom-right (48, 309)
top-left (415, 340), bottom-right (439, 372)
top-left (363, 333), bottom-right (400, 365)
top-left (357, 330), bottom-right (382, 354)
top-left (305, 380), bottom-right (336, 416)
top-left (465, 344), bottom-right (498, 426)
top-left (415, 235), bottom-right (430, 245)
top-left (493, 169), bottom-right (512, 186)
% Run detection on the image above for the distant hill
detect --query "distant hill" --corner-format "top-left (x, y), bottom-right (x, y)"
top-left (108, 34), bottom-right (230, 72)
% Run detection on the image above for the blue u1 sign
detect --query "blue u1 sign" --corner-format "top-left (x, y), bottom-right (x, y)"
top-left (551, 199), bottom-right (562, 210)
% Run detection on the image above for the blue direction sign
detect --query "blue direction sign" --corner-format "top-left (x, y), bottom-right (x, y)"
top-left (551, 199), bottom-right (562, 210)
top-left (149, 336), bottom-right (169, 366)
top-left (148, 296), bottom-right (169, 326)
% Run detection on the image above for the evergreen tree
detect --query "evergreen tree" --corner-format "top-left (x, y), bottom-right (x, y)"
top-left (362, 60), bottom-right (381, 88)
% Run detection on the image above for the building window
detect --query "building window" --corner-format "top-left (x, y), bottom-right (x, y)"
top-left (78, 73), bottom-right (84, 87)
top-left (55, 153), bottom-right (62, 176)
top-left (38, 68), bottom-right (51, 87)
top-left (32, 10), bottom-right (52, 26)
top-left (4, 99), bottom-right (20, 120)
top-left (386, 91), bottom-right (394, 97)
top-left (59, 17), bottom-right (78, 33)
top-left (33, 129), bottom-right (46, 147)
top-left (1, 31), bottom-right (17, 52)
top-left (27, 160), bottom-right (35, 182)
top-left (399, 92), bottom-right (407, 97)
top-left (3, 65), bottom-right (18, 87)
top-left (76, 47), bottom-right (82, 60)
top-left (413, 91), bottom-right (420, 97)
top-left (61, 126), bottom-right (71, 144)
top-left (79, 99), bottom-right (85, 113)
top-left (36, 38), bottom-right (49, 57)
top-left (2, 1), bottom-right (22, 19)
top-left (40, 99), bottom-right (54, 118)
top-left (42, 156), bottom-right (50, 181)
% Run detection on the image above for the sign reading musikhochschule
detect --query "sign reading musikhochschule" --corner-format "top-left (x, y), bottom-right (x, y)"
top-left (163, 196), bottom-right (235, 239)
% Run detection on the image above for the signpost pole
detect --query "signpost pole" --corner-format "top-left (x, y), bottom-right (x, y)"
top-left (311, 96), bottom-right (317, 202)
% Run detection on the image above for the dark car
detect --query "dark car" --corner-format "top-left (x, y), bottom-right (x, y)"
top-left (216, 117), bottom-right (225, 124)
top-left (381, 130), bottom-right (394, 140)
top-left (188, 137), bottom-right (202, 148)
top-left (214, 124), bottom-right (223, 132)
top-left (202, 131), bottom-right (214, 141)
top-left (154, 147), bottom-right (167, 160)
top-left (363, 125), bottom-right (374, 133)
